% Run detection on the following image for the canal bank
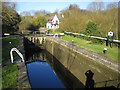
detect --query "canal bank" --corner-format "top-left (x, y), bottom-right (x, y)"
top-left (24, 39), bottom-right (85, 88)
top-left (25, 36), bottom-right (120, 88)
top-left (45, 37), bottom-right (120, 88)
top-left (2, 36), bottom-right (31, 89)
top-left (17, 37), bottom-right (31, 88)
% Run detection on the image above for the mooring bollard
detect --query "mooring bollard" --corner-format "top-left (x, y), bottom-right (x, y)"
top-left (54, 33), bottom-right (58, 38)
top-left (72, 40), bottom-right (74, 44)
top-left (103, 48), bottom-right (107, 54)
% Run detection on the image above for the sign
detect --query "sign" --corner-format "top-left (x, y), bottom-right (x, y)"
top-left (108, 31), bottom-right (114, 37)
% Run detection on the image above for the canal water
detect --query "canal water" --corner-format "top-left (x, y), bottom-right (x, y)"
top-left (24, 37), bottom-right (84, 89)
top-left (25, 48), bottom-right (84, 89)
top-left (24, 37), bottom-right (119, 89)
top-left (26, 50), bottom-right (66, 88)
top-left (25, 50), bottom-right (84, 89)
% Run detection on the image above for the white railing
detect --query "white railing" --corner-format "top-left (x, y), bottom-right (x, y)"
top-left (65, 32), bottom-right (120, 43)
top-left (10, 48), bottom-right (24, 63)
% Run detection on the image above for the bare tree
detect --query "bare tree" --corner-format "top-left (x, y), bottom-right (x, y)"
top-left (53, 9), bottom-right (59, 15)
top-left (34, 10), bottom-right (50, 17)
top-left (87, 1), bottom-right (104, 12)
top-left (69, 4), bottom-right (80, 10)
top-left (106, 2), bottom-right (118, 10)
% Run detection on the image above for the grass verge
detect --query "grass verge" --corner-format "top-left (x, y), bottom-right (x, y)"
top-left (2, 36), bottom-right (21, 88)
top-left (2, 64), bottom-right (18, 88)
top-left (60, 35), bottom-right (119, 63)
top-left (2, 36), bottom-right (20, 64)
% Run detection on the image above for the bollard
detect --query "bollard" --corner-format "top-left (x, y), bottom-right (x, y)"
top-left (72, 40), bottom-right (74, 44)
top-left (103, 48), bottom-right (107, 54)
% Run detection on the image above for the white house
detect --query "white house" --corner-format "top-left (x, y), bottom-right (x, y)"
top-left (46, 15), bottom-right (59, 29)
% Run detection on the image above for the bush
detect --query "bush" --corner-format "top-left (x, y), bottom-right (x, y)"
top-left (90, 38), bottom-right (105, 44)
top-left (85, 21), bottom-right (97, 35)
top-left (48, 29), bottom-right (53, 33)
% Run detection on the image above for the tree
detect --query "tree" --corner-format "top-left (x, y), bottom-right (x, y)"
top-left (59, 3), bottom-right (118, 39)
top-left (34, 10), bottom-right (50, 17)
top-left (2, 2), bottom-right (21, 33)
top-left (53, 9), bottom-right (59, 15)
top-left (106, 2), bottom-right (118, 10)
top-left (33, 16), bottom-right (47, 28)
top-left (69, 4), bottom-right (79, 10)
top-left (87, 2), bottom-right (104, 12)
top-left (85, 21), bottom-right (102, 36)
top-left (85, 21), bottom-right (97, 34)
top-left (20, 11), bottom-right (31, 16)
top-left (19, 16), bottom-right (36, 33)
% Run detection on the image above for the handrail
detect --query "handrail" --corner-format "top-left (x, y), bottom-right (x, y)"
top-left (94, 79), bottom-right (120, 88)
top-left (10, 48), bottom-right (24, 63)
top-left (65, 32), bottom-right (120, 43)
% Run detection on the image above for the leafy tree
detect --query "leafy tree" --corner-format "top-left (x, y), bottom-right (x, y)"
top-left (33, 16), bottom-right (47, 28)
top-left (59, 3), bottom-right (118, 39)
top-left (2, 2), bottom-right (21, 33)
top-left (59, 4), bottom-right (85, 33)
top-left (86, 21), bottom-right (97, 34)
top-left (85, 21), bottom-right (102, 36)
top-left (19, 11), bottom-right (48, 33)
top-left (19, 16), bottom-right (36, 33)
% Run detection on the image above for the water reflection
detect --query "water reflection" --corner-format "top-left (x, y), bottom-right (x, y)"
top-left (26, 61), bottom-right (65, 88)
top-left (25, 50), bottom-right (84, 89)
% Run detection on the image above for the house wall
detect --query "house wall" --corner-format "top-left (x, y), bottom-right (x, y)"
top-left (52, 15), bottom-right (59, 25)
top-left (46, 23), bottom-right (52, 29)
top-left (52, 25), bottom-right (59, 29)
top-left (46, 15), bottom-right (59, 29)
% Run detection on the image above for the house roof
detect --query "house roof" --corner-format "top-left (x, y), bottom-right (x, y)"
top-left (47, 15), bottom-right (59, 22)
top-left (48, 19), bottom-right (52, 21)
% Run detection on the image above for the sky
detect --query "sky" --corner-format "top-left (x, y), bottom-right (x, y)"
top-left (16, 2), bottom-right (91, 14)
top-left (15, 0), bottom-right (117, 14)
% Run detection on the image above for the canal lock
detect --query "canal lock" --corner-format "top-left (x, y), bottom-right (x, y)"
top-left (23, 37), bottom-right (84, 89)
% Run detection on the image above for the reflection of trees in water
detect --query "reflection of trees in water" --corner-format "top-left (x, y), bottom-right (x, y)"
top-left (28, 51), bottom-right (47, 60)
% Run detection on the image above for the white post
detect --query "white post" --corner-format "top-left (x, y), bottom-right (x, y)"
top-left (10, 48), bottom-right (24, 63)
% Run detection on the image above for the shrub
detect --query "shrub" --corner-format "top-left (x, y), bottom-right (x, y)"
top-left (85, 21), bottom-right (97, 35)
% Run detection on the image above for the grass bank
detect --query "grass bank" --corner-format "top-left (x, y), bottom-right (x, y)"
top-left (2, 64), bottom-right (18, 88)
top-left (2, 36), bottom-right (21, 88)
top-left (60, 35), bottom-right (119, 63)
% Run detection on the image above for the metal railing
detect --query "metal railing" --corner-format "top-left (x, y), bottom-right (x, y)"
top-left (10, 48), bottom-right (24, 63)
top-left (94, 79), bottom-right (120, 88)
top-left (65, 32), bottom-right (120, 43)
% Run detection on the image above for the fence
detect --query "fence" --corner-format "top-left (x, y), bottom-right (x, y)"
top-left (94, 79), bottom-right (120, 88)
top-left (65, 32), bottom-right (120, 47)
